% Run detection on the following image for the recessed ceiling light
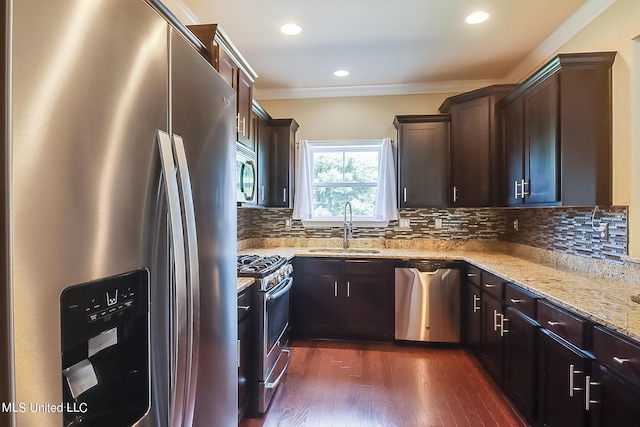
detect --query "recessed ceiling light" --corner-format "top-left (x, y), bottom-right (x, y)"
top-left (466, 11), bottom-right (489, 24)
top-left (333, 69), bottom-right (349, 77)
top-left (280, 23), bottom-right (302, 36)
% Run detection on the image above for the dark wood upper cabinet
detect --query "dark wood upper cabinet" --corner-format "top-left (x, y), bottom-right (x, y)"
top-left (257, 118), bottom-right (298, 208)
top-left (187, 23), bottom-right (258, 153)
top-left (394, 115), bottom-right (450, 208)
top-left (440, 85), bottom-right (516, 207)
top-left (498, 51), bottom-right (616, 206)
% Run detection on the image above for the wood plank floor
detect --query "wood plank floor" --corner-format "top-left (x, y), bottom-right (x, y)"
top-left (239, 341), bottom-right (529, 427)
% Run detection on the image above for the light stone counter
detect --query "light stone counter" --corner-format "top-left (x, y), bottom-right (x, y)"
top-left (237, 277), bottom-right (254, 294)
top-left (239, 238), bottom-right (640, 342)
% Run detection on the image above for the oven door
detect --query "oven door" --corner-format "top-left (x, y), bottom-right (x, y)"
top-left (259, 276), bottom-right (293, 413)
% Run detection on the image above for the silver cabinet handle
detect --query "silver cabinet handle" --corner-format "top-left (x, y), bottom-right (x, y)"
top-left (547, 320), bottom-right (561, 326)
top-left (521, 179), bottom-right (529, 196)
top-left (569, 364), bottom-right (583, 397)
top-left (238, 305), bottom-right (251, 311)
top-left (467, 273), bottom-right (477, 278)
top-left (500, 315), bottom-right (509, 337)
top-left (473, 295), bottom-right (480, 313)
top-left (510, 298), bottom-right (525, 304)
top-left (585, 375), bottom-right (599, 411)
top-left (260, 185), bottom-right (265, 201)
top-left (403, 187), bottom-right (407, 203)
top-left (237, 339), bottom-right (241, 368)
top-left (334, 281), bottom-right (338, 297)
top-left (484, 283), bottom-right (496, 288)
top-left (613, 356), bottom-right (630, 364)
top-left (347, 281), bottom-right (350, 298)
top-left (493, 310), bottom-right (501, 332)
top-left (514, 180), bottom-right (521, 199)
top-left (453, 186), bottom-right (458, 202)
top-left (283, 188), bottom-right (287, 203)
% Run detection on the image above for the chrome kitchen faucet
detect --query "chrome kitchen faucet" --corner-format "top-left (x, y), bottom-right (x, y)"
top-left (343, 201), bottom-right (353, 250)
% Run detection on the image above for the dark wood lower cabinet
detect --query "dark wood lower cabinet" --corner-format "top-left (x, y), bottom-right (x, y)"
top-left (503, 306), bottom-right (538, 423)
top-left (463, 280), bottom-right (482, 357)
top-left (291, 257), bottom-right (394, 341)
top-left (588, 363), bottom-right (640, 426)
top-left (538, 329), bottom-right (590, 427)
top-left (481, 292), bottom-right (503, 382)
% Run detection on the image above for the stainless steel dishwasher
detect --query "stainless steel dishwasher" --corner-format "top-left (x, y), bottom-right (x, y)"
top-left (395, 260), bottom-right (461, 343)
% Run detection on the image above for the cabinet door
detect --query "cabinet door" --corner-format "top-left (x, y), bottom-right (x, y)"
top-left (463, 281), bottom-right (482, 357)
top-left (588, 363), bottom-right (640, 427)
top-left (502, 96), bottom-right (525, 206)
top-left (270, 125), bottom-right (292, 207)
top-left (525, 74), bottom-right (559, 204)
top-left (398, 121), bottom-right (449, 207)
top-left (237, 69), bottom-right (253, 150)
top-left (450, 98), bottom-right (490, 207)
top-left (256, 117), bottom-right (269, 206)
top-left (238, 315), bottom-right (251, 418)
top-left (291, 259), bottom-right (342, 339)
top-left (343, 260), bottom-right (394, 340)
top-left (503, 307), bottom-right (538, 423)
top-left (217, 48), bottom-right (237, 89)
top-left (481, 293), bottom-right (503, 382)
top-left (538, 329), bottom-right (589, 427)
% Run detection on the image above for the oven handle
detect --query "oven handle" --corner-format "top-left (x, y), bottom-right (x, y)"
top-left (265, 348), bottom-right (292, 390)
top-left (267, 277), bottom-right (293, 302)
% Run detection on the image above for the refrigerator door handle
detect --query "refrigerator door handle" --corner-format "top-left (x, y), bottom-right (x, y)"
top-left (156, 130), bottom-right (189, 427)
top-left (171, 134), bottom-right (201, 426)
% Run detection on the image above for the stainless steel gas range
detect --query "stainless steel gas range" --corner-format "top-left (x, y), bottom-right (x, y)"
top-left (237, 254), bottom-right (293, 414)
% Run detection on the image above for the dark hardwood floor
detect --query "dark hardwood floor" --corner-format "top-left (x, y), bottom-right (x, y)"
top-left (240, 340), bottom-right (528, 427)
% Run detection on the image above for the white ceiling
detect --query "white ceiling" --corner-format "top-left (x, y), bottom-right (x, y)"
top-left (171, 0), bottom-right (615, 99)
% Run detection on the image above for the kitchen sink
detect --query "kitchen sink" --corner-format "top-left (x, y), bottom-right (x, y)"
top-left (307, 248), bottom-right (381, 254)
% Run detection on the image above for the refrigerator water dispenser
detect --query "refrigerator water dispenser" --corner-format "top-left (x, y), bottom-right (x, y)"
top-left (60, 269), bottom-right (149, 426)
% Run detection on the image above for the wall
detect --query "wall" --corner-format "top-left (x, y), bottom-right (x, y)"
top-left (259, 93), bottom-right (457, 142)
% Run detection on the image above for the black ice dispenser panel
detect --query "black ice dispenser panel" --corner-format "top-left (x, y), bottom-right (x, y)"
top-left (60, 269), bottom-right (149, 427)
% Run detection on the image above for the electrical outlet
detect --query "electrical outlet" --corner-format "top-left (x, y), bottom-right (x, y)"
top-left (285, 218), bottom-right (292, 228)
top-left (593, 223), bottom-right (609, 240)
top-left (513, 219), bottom-right (519, 231)
top-left (398, 218), bottom-right (410, 228)
top-left (434, 218), bottom-right (443, 229)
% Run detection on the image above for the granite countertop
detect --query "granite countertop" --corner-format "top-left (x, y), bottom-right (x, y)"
top-left (239, 244), bottom-right (640, 342)
top-left (237, 277), bottom-right (255, 293)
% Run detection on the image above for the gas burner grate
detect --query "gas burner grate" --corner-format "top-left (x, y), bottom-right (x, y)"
top-left (237, 254), bottom-right (285, 275)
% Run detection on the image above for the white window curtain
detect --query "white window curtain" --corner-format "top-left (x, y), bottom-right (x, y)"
top-left (292, 138), bottom-right (399, 224)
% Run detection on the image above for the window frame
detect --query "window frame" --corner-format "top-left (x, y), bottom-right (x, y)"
top-left (303, 141), bottom-right (385, 226)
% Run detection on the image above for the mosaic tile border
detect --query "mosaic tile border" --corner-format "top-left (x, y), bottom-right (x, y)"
top-left (238, 205), bottom-right (628, 263)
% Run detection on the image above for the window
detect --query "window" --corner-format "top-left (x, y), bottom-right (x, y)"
top-left (293, 139), bottom-right (398, 226)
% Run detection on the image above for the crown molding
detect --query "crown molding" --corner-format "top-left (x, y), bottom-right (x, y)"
top-left (254, 79), bottom-right (505, 100)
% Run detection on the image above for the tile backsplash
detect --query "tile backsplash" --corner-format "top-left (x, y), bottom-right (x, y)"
top-left (238, 205), bottom-right (628, 263)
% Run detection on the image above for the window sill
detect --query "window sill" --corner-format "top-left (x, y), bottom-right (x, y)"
top-left (301, 220), bottom-right (390, 229)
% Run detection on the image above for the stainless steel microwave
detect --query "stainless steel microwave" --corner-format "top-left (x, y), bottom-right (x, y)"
top-left (236, 151), bottom-right (256, 204)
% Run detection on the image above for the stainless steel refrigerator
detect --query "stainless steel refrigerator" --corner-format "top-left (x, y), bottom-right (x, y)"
top-left (1, 0), bottom-right (238, 425)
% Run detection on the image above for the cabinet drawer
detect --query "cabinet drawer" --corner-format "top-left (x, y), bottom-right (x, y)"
top-left (237, 288), bottom-right (252, 323)
top-left (504, 283), bottom-right (537, 319)
top-left (302, 258), bottom-right (342, 275)
top-left (344, 259), bottom-right (389, 276)
top-left (481, 271), bottom-right (503, 300)
top-left (593, 325), bottom-right (640, 385)
top-left (466, 264), bottom-right (481, 286)
top-left (537, 299), bottom-right (587, 349)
